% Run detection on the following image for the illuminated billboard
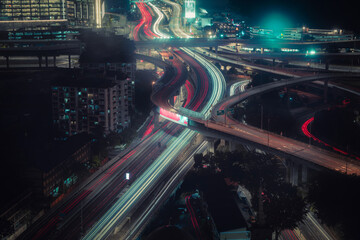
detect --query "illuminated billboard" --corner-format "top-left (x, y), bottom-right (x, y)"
top-left (160, 108), bottom-right (188, 126)
top-left (185, 0), bottom-right (196, 19)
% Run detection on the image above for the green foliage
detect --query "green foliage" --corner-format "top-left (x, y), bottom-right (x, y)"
top-left (193, 153), bottom-right (203, 169)
top-left (201, 150), bottom-right (306, 238)
top-left (0, 218), bottom-right (13, 238)
top-left (307, 171), bottom-right (360, 240)
top-left (91, 155), bottom-right (101, 169)
top-left (106, 131), bottom-right (123, 146)
top-left (264, 182), bottom-right (307, 239)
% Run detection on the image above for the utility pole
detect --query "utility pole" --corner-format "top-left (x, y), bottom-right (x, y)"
top-left (267, 118), bottom-right (270, 147)
top-left (80, 199), bottom-right (83, 237)
top-left (225, 108), bottom-right (227, 125)
top-left (308, 121), bottom-right (312, 146)
top-left (346, 145), bottom-right (349, 174)
top-left (260, 104), bottom-right (263, 130)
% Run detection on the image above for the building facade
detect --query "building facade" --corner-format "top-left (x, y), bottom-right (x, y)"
top-left (0, 0), bottom-right (104, 28)
top-left (51, 73), bottom-right (131, 137)
top-left (82, 62), bottom-right (136, 111)
top-left (281, 27), bottom-right (354, 41)
top-left (26, 133), bottom-right (92, 207)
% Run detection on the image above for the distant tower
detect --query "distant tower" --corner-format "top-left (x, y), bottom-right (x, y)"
top-left (184, 0), bottom-right (196, 19)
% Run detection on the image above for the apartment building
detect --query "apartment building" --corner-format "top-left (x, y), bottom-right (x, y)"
top-left (51, 72), bottom-right (131, 137)
top-left (82, 62), bottom-right (136, 110)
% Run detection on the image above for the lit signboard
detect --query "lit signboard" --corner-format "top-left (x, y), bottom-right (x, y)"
top-left (160, 108), bottom-right (188, 126)
top-left (185, 0), bottom-right (196, 19)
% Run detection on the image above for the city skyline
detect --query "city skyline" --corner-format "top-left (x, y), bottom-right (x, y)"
top-left (0, 0), bottom-right (359, 239)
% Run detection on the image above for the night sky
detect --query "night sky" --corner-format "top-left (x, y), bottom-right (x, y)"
top-left (197, 0), bottom-right (359, 33)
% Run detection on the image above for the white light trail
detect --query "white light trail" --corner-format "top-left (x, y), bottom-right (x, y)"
top-left (148, 2), bottom-right (171, 39)
top-left (162, 0), bottom-right (192, 38)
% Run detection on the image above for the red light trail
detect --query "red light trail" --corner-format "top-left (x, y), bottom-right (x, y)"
top-left (301, 117), bottom-right (360, 160)
top-left (185, 195), bottom-right (202, 240)
top-left (133, 1), bottom-right (159, 41)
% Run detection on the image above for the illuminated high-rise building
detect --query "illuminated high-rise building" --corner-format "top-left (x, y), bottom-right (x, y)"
top-left (51, 73), bottom-right (132, 137)
top-left (184, 0), bottom-right (196, 19)
top-left (0, 0), bottom-right (104, 28)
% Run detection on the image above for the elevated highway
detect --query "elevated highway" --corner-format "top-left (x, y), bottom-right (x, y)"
top-left (218, 49), bottom-right (360, 63)
top-left (143, 0), bottom-right (360, 176)
top-left (1, 38), bottom-right (360, 57)
top-left (200, 73), bottom-right (360, 175)
top-left (137, 51), bottom-right (360, 176)
top-left (135, 38), bottom-right (360, 50)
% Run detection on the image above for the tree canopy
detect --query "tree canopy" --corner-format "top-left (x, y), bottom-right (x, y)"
top-left (196, 150), bottom-right (307, 239)
top-left (264, 182), bottom-right (307, 239)
top-left (0, 218), bottom-right (13, 238)
top-left (308, 171), bottom-right (360, 240)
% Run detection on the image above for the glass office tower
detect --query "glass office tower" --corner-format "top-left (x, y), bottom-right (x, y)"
top-left (0, 0), bottom-right (64, 21)
top-left (0, 0), bottom-right (102, 27)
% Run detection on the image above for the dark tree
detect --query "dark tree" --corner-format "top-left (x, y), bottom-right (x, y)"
top-left (308, 171), bottom-right (360, 240)
top-left (193, 153), bottom-right (203, 169)
top-left (0, 218), bottom-right (13, 238)
top-left (264, 182), bottom-right (307, 240)
top-left (210, 150), bottom-right (306, 236)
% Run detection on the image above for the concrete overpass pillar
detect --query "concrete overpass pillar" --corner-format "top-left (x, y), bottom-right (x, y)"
top-left (208, 140), bottom-right (215, 153)
top-left (272, 58), bottom-right (275, 66)
top-left (215, 46), bottom-right (218, 54)
top-left (261, 48), bottom-right (264, 54)
top-left (45, 56), bottom-right (48, 68)
top-left (53, 56), bottom-right (56, 67)
top-left (219, 139), bottom-right (226, 149)
top-left (293, 163), bottom-right (300, 186)
top-left (68, 55), bottom-right (71, 68)
top-left (291, 162), bottom-right (299, 186)
top-left (301, 165), bottom-right (308, 184)
top-left (154, 111), bottom-right (160, 129)
top-left (229, 141), bottom-right (237, 152)
top-left (287, 160), bottom-right (299, 186)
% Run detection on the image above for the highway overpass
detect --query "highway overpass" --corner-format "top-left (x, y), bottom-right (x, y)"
top-left (1, 38), bottom-right (360, 57)
top-left (203, 73), bottom-right (360, 175)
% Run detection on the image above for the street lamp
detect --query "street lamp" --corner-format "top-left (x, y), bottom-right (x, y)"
top-left (267, 118), bottom-right (270, 147)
